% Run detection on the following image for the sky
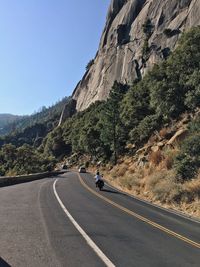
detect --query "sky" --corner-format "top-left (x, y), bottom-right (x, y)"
top-left (0, 0), bottom-right (110, 115)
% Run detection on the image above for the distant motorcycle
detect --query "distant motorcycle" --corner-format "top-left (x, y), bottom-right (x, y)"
top-left (96, 179), bottom-right (104, 191)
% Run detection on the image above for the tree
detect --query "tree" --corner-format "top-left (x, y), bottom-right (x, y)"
top-left (100, 81), bottom-right (128, 164)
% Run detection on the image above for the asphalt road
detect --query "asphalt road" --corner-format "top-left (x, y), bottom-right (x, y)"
top-left (0, 171), bottom-right (200, 267)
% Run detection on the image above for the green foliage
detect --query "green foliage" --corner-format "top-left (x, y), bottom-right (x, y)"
top-left (43, 126), bottom-right (71, 158)
top-left (130, 114), bottom-right (161, 144)
top-left (100, 82), bottom-right (128, 163)
top-left (150, 26), bottom-right (200, 118)
top-left (188, 117), bottom-right (200, 133)
top-left (175, 118), bottom-right (200, 180)
top-left (163, 28), bottom-right (173, 37)
top-left (142, 38), bottom-right (150, 58)
top-left (0, 143), bottom-right (55, 176)
top-left (175, 148), bottom-right (200, 181)
top-left (184, 70), bottom-right (200, 110)
top-left (142, 19), bottom-right (153, 58)
top-left (163, 28), bottom-right (180, 38)
top-left (86, 59), bottom-right (94, 71)
top-left (120, 80), bottom-right (151, 130)
top-left (142, 19), bottom-right (153, 38)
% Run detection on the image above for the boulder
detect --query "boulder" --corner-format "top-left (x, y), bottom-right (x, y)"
top-left (167, 128), bottom-right (188, 146)
top-left (151, 146), bottom-right (160, 152)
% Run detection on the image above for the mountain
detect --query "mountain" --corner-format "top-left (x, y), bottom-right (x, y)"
top-left (0, 114), bottom-right (23, 129)
top-left (72, 0), bottom-right (200, 111)
top-left (0, 97), bottom-right (73, 143)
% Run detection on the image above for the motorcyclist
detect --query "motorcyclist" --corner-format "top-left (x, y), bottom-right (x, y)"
top-left (94, 171), bottom-right (103, 187)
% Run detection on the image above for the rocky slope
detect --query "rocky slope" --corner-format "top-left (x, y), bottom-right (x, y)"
top-left (72, 0), bottom-right (200, 111)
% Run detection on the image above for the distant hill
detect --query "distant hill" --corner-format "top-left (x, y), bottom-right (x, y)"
top-left (0, 97), bottom-right (70, 136)
top-left (0, 114), bottom-right (24, 130)
top-left (0, 96), bottom-right (75, 148)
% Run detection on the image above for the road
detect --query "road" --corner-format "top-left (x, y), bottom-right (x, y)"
top-left (0, 171), bottom-right (200, 267)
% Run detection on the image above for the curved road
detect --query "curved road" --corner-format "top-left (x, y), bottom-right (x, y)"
top-left (0, 172), bottom-right (200, 266)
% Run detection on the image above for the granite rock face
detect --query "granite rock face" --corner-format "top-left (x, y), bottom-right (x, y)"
top-left (72, 0), bottom-right (200, 111)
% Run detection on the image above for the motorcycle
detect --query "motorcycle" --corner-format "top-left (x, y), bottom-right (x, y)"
top-left (96, 179), bottom-right (104, 191)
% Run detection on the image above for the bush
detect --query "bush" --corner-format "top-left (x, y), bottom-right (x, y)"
top-left (174, 134), bottom-right (200, 180)
top-left (149, 150), bottom-right (163, 166)
top-left (146, 170), bottom-right (181, 203)
top-left (86, 59), bottom-right (94, 71)
top-left (163, 28), bottom-right (173, 37)
top-left (142, 19), bottom-right (153, 37)
top-left (175, 154), bottom-right (198, 181)
top-left (182, 176), bottom-right (200, 201)
top-left (142, 38), bottom-right (150, 58)
top-left (120, 173), bottom-right (143, 191)
top-left (162, 148), bottom-right (178, 170)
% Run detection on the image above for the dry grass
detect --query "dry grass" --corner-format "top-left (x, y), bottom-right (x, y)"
top-left (116, 165), bottom-right (128, 177)
top-left (159, 127), bottom-right (169, 138)
top-left (180, 175), bottom-right (200, 203)
top-left (144, 165), bottom-right (155, 176)
top-left (161, 154), bottom-right (174, 170)
top-left (163, 156), bottom-right (174, 169)
top-left (183, 177), bottom-right (200, 195)
top-left (6, 169), bottom-right (17, 176)
top-left (128, 164), bottom-right (136, 174)
top-left (119, 172), bottom-right (143, 191)
top-left (123, 157), bottom-right (132, 166)
top-left (109, 167), bottom-right (118, 179)
top-left (161, 148), bottom-right (179, 170)
top-left (149, 150), bottom-right (163, 166)
top-left (145, 170), bottom-right (181, 203)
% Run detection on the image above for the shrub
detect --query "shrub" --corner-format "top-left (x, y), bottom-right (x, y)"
top-left (149, 150), bottom-right (163, 166)
top-left (120, 173), bottom-right (143, 191)
top-left (174, 133), bottom-right (200, 180)
top-left (163, 28), bottom-right (173, 37)
top-left (163, 148), bottom-right (178, 170)
top-left (183, 176), bottom-right (200, 196)
top-left (188, 117), bottom-right (200, 133)
top-left (159, 127), bottom-right (170, 138)
top-left (142, 38), bottom-right (150, 58)
top-left (86, 59), bottom-right (94, 71)
top-left (175, 154), bottom-right (199, 181)
top-left (146, 170), bottom-right (181, 203)
top-left (142, 19), bottom-right (153, 37)
top-left (85, 161), bottom-right (90, 168)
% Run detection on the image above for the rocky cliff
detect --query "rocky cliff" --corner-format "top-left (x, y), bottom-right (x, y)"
top-left (72, 0), bottom-right (200, 111)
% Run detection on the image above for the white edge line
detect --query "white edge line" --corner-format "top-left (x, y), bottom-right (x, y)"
top-left (104, 181), bottom-right (200, 225)
top-left (53, 179), bottom-right (115, 267)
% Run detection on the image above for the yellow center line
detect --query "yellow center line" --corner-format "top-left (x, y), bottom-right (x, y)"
top-left (78, 173), bottom-right (200, 250)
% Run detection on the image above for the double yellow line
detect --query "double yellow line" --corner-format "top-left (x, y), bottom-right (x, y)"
top-left (78, 173), bottom-right (200, 250)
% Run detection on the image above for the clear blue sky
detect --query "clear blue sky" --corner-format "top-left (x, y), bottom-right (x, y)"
top-left (0, 0), bottom-right (110, 115)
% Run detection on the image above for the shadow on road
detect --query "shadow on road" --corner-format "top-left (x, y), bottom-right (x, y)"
top-left (0, 258), bottom-right (12, 267)
top-left (102, 188), bottom-right (125, 195)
